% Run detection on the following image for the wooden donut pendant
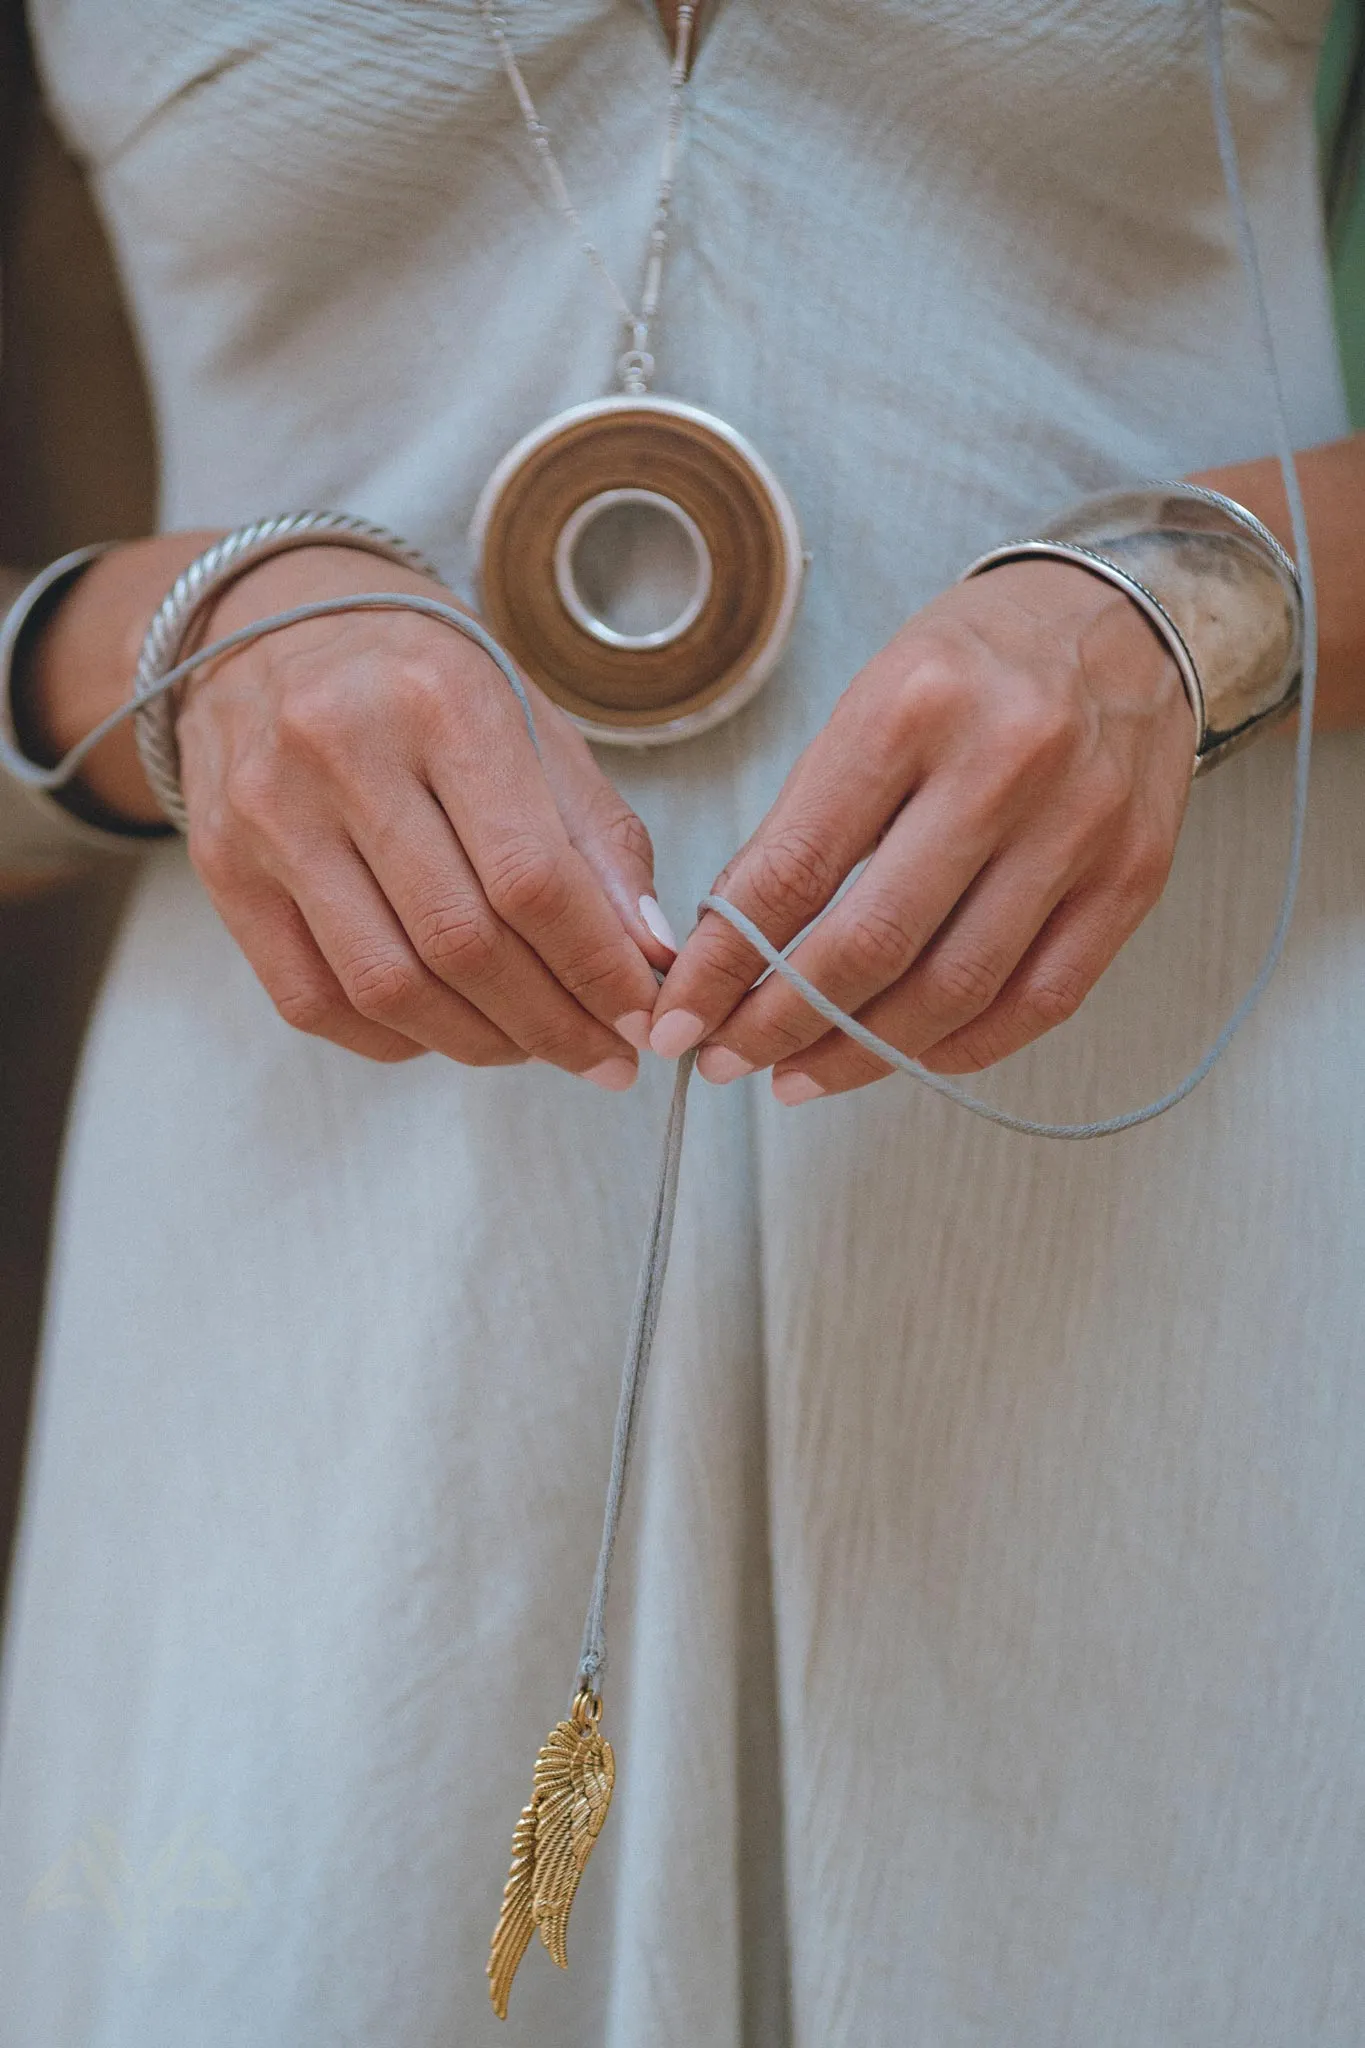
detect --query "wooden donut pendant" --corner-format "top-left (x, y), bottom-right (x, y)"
top-left (471, 397), bottom-right (804, 746)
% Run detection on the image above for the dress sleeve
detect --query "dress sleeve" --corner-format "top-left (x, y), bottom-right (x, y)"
top-left (0, 566), bottom-right (145, 879)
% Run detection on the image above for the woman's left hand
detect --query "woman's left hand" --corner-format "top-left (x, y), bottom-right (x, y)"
top-left (649, 558), bottom-right (1197, 1099)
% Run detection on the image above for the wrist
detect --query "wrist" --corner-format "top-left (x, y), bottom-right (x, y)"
top-left (201, 543), bottom-right (444, 642)
top-left (962, 485), bottom-right (1304, 772)
top-left (130, 514), bottom-right (446, 830)
top-left (17, 532), bottom-right (222, 830)
top-left (973, 555), bottom-right (1190, 726)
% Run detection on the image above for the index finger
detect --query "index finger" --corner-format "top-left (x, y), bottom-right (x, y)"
top-left (424, 656), bottom-right (662, 1035)
top-left (648, 711), bottom-right (910, 1057)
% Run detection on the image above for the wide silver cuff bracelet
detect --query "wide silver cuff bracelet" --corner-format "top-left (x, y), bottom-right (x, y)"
top-left (961, 484), bottom-right (1304, 775)
top-left (134, 512), bottom-right (441, 830)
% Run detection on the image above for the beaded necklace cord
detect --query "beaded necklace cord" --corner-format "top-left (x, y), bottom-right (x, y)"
top-left (10, 0), bottom-right (1317, 1700)
top-left (477, 0), bottom-right (696, 393)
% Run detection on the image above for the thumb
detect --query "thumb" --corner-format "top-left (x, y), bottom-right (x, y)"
top-left (540, 715), bottom-right (679, 973)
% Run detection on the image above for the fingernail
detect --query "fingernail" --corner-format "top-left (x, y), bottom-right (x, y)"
top-left (697, 1044), bottom-right (755, 1085)
top-left (614, 1010), bottom-right (653, 1051)
top-left (649, 1010), bottom-right (706, 1059)
top-left (639, 895), bottom-right (679, 953)
top-left (584, 1055), bottom-right (638, 1093)
top-left (772, 1071), bottom-right (825, 1107)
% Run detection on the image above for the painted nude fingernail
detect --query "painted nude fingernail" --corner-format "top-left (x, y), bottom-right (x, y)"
top-left (697, 1044), bottom-right (756, 1085)
top-left (614, 1010), bottom-right (653, 1051)
top-left (772, 1071), bottom-right (825, 1106)
top-left (638, 895), bottom-right (679, 953)
top-left (649, 1010), bottom-right (706, 1059)
top-left (584, 1055), bottom-right (638, 1093)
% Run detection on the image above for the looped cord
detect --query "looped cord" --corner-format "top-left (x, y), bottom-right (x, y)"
top-left (23, 593), bottom-right (545, 798)
top-left (576, 0), bottom-right (1320, 1687)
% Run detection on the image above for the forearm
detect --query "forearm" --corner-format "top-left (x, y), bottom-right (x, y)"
top-left (16, 530), bottom-right (222, 829)
top-left (14, 432), bottom-right (1364, 846)
top-left (1191, 430), bottom-right (1365, 729)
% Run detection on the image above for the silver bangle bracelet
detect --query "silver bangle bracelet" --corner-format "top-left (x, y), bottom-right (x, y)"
top-left (0, 542), bottom-right (171, 846)
top-left (960, 484), bottom-right (1304, 776)
top-left (963, 535), bottom-right (1208, 756)
top-left (134, 512), bottom-right (443, 830)
top-left (1, 544), bottom-right (113, 787)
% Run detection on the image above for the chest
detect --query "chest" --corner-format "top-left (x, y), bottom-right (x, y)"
top-left (33, 0), bottom-right (1329, 178)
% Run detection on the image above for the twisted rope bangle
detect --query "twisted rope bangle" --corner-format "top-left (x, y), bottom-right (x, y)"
top-left (133, 512), bottom-right (442, 829)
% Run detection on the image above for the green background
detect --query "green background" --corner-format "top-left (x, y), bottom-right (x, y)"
top-left (1321, 0), bottom-right (1365, 422)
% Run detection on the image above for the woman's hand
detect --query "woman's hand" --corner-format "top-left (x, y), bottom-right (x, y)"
top-left (649, 559), bottom-right (1195, 1099)
top-left (174, 545), bottom-right (673, 1077)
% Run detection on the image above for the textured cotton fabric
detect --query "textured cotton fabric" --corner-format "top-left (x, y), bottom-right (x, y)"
top-left (2, 3), bottom-right (1363, 2043)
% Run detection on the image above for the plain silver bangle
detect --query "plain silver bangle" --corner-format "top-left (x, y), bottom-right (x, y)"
top-left (963, 534), bottom-right (1208, 756)
top-left (0, 543), bottom-right (171, 851)
top-left (133, 512), bottom-right (442, 830)
top-left (1, 546), bottom-right (114, 789)
top-left (960, 484), bottom-right (1304, 777)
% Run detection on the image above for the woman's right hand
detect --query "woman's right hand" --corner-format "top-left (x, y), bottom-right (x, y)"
top-left (26, 532), bottom-right (673, 1081)
top-left (169, 543), bottom-right (674, 1080)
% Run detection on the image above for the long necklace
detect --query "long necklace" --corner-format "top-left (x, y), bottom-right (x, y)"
top-left (471, 0), bottom-right (805, 746)
top-left (474, 0), bottom-right (1316, 2024)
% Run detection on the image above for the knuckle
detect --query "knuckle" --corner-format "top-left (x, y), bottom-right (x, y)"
top-left (274, 682), bottom-right (355, 766)
top-left (708, 847), bottom-right (745, 900)
top-left (902, 647), bottom-right (961, 713)
top-left (598, 802), bottom-right (655, 874)
top-left (222, 755), bottom-right (281, 831)
top-left (413, 897), bottom-right (502, 980)
top-left (483, 836), bottom-right (574, 928)
top-left (811, 1046), bottom-right (889, 1094)
top-left (186, 822), bottom-right (234, 892)
top-left (397, 647), bottom-right (452, 704)
top-left (876, 650), bottom-right (962, 747)
top-left (343, 950), bottom-right (422, 1022)
top-left (747, 827), bottom-right (838, 927)
top-left (934, 1017), bottom-right (1012, 1072)
top-left (1116, 834), bottom-right (1173, 904)
top-left (558, 934), bottom-right (632, 1005)
top-left (273, 979), bottom-right (342, 1038)
top-left (740, 1008), bottom-right (814, 1062)
top-left (1015, 962), bottom-right (1090, 1033)
top-left (844, 900), bottom-right (921, 981)
top-left (520, 1015), bottom-right (592, 1068)
top-left (923, 940), bottom-right (1005, 1018)
top-left (394, 650), bottom-right (459, 732)
top-left (995, 691), bottom-right (1082, 781)
top-left (692, 931), bottom-right (766, 1005)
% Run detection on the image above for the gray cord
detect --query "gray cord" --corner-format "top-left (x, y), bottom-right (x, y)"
top-left (8, 0), bottom-right (1319, 1699)
top-left (573, 0), bottom-right (1321, 1689)
top-left (16, 592), bottom-right (543, 795)
top-left (577, 1050), bottom-right (696, 1690)
top-left (686, 2), bottom-right (1318, 1143)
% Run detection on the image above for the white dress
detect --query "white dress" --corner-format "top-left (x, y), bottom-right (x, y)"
top-left (3, 3), bottom-right (1362, 2042)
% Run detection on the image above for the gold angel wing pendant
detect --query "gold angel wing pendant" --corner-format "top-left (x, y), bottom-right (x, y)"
top-left (487, 1797), bottom-right (538, 2021)
top-left (532, 1709), bottom-right (615, 1968)
top-left (487, 1690), bottom-right (615, 2018)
